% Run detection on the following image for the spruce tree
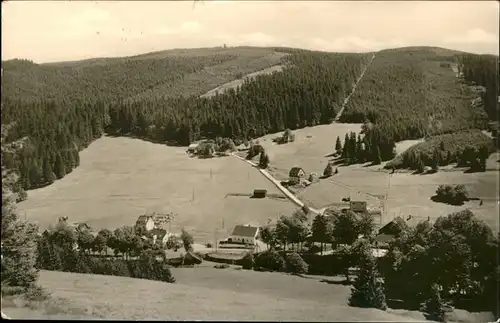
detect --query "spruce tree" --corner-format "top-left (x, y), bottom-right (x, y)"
top-left (423, 284), bottom-right (445, 322)
top-left (373, 145), bottom-right (382, 165)
top-left (335, 136), bottom-right (342, 154)
top-left (323, 163), bottom-right (333, 177)
top-left (431, 149), bottom-right (440, 172)
top-left (259, 152), bottom-right (270, 169)
top-left (342, 133), bottom-right (350, 160)
top-left (348, 243), bottom-right (387, 310)
top-left (1, 126), bottom-right (41, 294)
top-left (356, 134), bottom-right (364, 163)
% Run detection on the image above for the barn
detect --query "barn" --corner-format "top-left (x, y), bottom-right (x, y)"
top-left (187, 143), bottom-right (199, 154)
top-left (253, 189), bottom-right (267, 198)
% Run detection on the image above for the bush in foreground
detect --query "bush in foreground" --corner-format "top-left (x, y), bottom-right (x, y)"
top-left (285, 252), bottom-right (308, 275)
top-left (241, 252), bottom-right (254, 270)
top-left (349, 242), bottom-right (387, 310)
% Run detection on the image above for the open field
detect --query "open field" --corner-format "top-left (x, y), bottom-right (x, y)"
top-left (249, 123), bottom-right (364, 181)
top-left (248, 125), bottom-right (499, 232)
top-left (4, 269), bottom-right (492, 322)
top-left (2, 270), bottom-right (424, 321)
top-left (18, 136), bottom-right (297, 242)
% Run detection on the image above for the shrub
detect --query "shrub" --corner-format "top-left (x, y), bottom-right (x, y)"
top-left (323, 163), bottom-right (333, 177)
top-left (241, 252), bottom-right (254, 270)
top-left (285, 252), bottom-right (309, 274)
top-left (214, 264), bottom-right (229, 269)
top-left (254, 250), bottom-right (286, 272)
top-left (246, 144), bottom-right (264, 159)
top-left (435, 184), bottom-right (469, 205)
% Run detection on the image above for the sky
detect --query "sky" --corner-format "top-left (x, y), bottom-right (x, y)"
top-left (2, 0), bottom-right (499, 63)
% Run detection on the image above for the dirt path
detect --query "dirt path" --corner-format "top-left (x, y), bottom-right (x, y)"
top-left (231, 153), bottom-right (324, 215)
top-left (334, 52), bottom-right (376, 121)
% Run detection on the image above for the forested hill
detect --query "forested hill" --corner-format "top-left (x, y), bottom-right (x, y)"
top-left (1, 46), bottom-right (371, 191)
top-left (1, 46), bottom-right (497, 193)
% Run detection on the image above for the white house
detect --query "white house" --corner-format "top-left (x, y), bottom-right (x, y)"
top-left (187, 143), bottom-right (199, 154)
top-left (227, 224), bottom-right (260, 245)
top-left (135, 215), bottom-right (155, 233)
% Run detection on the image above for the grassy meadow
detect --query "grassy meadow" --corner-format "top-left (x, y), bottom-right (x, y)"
top-left (18, 136), bottom-right (297, 242)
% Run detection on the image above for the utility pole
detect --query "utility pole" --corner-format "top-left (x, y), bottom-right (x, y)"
top-left (192, 187), bottom-right (195, 202)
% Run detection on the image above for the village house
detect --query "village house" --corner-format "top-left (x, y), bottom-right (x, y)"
top-left (135, 215), bottom-right (155, 233)
top-left (289, 167), bottom-right (306, 179)
top-left (148, 228), bottom-right (170, 247)
top-left (375, 215), bottom-right (432, 243)
top-left (187, 143), bottom-right (199, 154)
top-left (227, 224), bottom-right (260, 245)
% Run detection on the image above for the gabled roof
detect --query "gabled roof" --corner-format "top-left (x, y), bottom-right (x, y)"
top-left (231, 225), bottom-right (259, 237)
top-left (149, 228), bottom-right (168, 238)
top-left (289, 167), bottom-right (305, 177)
top-left (136, 215), bottom-right (153, 225)
top-left (378, 216), bottom-right (408, 236)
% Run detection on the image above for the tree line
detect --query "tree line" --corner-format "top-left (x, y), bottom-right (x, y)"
top-left (457, 53), bottom-right (499, 122)
top-left (386, 129), bottom-right (495, 171)
top-left (257, 206), bottom-right (499, 318)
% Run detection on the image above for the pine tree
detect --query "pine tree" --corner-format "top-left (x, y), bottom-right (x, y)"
top-left (342, 133), bottom-right (350, 160)
top-left (431, 149), bottom-right (440, 172)
top-left (423, 284), bottom-right (445, 322)
top-left (259, 152), bottom-right (270, 169)
top-left (356, 134), bottom-right (364, 163)
top-left (335, 136), bottom-right (342, 154)
top-left (323, 163), bottom-right (333, 177)
top-left (54, 153), bottom-right (66, 179)
top-left (348, 244), bottom-right (387, 310)
top-left (373, 145), bottom-right (382, 165)
top-left (1, 125), bottom-right (41, 293)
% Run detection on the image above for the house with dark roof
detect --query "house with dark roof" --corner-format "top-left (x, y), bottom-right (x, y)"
top-left (375, 215), bottom-right (432, 243)
top-left (289, 167), bottom-right (306, 179)
top-left (135, 215), bottom-right (155, 233)
top-left (148, 228), bottom-right (170, 247)
top-left (228, 224), bottom-right (260, 245)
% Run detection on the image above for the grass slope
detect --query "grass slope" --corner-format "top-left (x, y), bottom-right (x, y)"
top-left (17, 136), bottom-right (297, 241)
top-left (2, 270), bottom-right (424, 321)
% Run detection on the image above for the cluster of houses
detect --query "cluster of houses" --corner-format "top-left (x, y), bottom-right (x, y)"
top-left (287, 166), bottom-right (319, 187)
top-left (134, 214), bottom-right (180, 247)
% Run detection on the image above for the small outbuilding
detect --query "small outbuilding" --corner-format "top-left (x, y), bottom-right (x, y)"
top-left (253, 189), bottom-right (268, 198)
top-left (289, 167), bottom-right (306, 179)
top-left (187, 143), bottom-right (199, 154)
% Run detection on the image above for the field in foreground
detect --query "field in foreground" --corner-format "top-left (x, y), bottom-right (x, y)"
top-left (4, 269), bottom-right (493, 321)
top-left (2, 270), bottom-right (422, 321)
top-left (18, 136), bottom-right (297, 241)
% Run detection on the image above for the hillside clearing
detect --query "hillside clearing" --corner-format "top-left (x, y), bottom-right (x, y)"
top-left (200, 64), bottom-right (286, 98)
top-left (2, 270), bottom-right (424, 321)
top-left (18, 136), bottom-right (297, 241)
